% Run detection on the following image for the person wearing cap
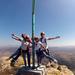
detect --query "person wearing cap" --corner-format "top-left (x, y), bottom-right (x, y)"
top-left (7, 34), bottom-right (31, 67)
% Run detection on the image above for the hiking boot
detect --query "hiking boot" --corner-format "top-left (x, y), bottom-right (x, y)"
top-left (10, 59), bottom-right (15, 67)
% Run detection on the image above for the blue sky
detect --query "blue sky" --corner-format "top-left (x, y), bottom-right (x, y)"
top-left (0, 0), bottom-right (75, 47)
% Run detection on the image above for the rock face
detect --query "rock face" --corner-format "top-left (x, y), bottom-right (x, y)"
top-left (16, 65), bottom-right (46, 75)
top-left (16, 57), bottom-right (74, 75)
top-left (16, 64), bottom-right (74, 75)
top-left (41, 57), bottom-right (74, 75)
top-left (46, 65), bottom-right (74, 75)
top-left (0, 57), bottom-right (17, 75)
top-left (0, 56), bottom-right (74, 75)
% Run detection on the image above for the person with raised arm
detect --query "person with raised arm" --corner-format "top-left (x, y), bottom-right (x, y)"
top-left (40, 32), bottom-right (60, 54)
top-left (34, 36), bottom-right (58, 67)
top-left (7, 34), bottom-right (32, 67)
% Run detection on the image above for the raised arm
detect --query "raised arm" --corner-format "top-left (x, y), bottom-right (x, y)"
top-left (47, 36), bottom-right (60, 40)
top-left (11, 34), bottom-right (22, 42)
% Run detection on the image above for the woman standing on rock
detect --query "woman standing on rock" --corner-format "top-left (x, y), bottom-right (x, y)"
top-left (7, 34), bottom-right (32, 67)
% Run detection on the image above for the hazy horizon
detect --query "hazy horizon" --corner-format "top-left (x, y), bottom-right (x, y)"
top-left (0, 44), bottom-right (75, 48)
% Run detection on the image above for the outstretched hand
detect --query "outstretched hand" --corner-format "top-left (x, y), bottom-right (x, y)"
top-left (11, 34), bottom-right (21, 41)
top-left (11, 34), bottom-right (17, 38)
top-left (11, 34), bottom-right (15, 39)
top-left (11, 34), bottom-right (15, 36)
top-left (55, 36), bottom-right (60, 39)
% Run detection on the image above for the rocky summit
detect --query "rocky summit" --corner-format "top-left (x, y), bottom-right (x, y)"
top-left (0, 56), bottom-right (74, 75)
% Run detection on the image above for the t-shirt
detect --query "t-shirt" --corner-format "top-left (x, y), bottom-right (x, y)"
top-left (40, 37), bottom-right (48, 49)
top-left (34, 42), bottom-right (43, 51)
top-left (21, 40), bottom-right (29, 50)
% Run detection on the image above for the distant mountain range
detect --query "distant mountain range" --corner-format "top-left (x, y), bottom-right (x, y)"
top-left (49, 47), bottom-right (75, 70)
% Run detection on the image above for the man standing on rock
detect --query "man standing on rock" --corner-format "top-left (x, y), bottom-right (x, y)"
top-left (40, 32), bottom-right (60, 53)
top-left (40, 32), bottom-right (60, 63)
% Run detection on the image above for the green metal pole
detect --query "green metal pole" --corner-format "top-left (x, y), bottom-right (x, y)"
top-left (32, 0), bottom-right (35, 68)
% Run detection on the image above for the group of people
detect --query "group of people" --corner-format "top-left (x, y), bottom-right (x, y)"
top-left (7, 32), bottom-right (60, 67)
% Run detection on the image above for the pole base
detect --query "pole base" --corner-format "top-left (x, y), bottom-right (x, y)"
top-left (16, 65), bottom-right (46, 75)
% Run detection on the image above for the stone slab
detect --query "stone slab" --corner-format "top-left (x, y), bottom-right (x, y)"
top-left (16, 65), bottom-right (46, 75)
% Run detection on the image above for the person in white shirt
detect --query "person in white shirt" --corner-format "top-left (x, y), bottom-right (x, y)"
top-left (34, 36), bottom-right (45, 66)
top-left (7, 34), bottom-right (32, 67)
top-left (34, 36), bottom-right (58, 67)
